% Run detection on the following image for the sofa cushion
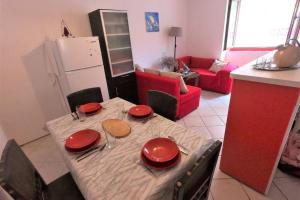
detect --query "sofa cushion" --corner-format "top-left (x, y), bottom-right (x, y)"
top-left (177, 56), bottom-right (191, 70)
top-left (144, 68), bottom-right (160, 75)
top-left (191, 68), bottom-right (216, 77)
top-left (179, 85), bottom-right (201, 104)
top-left (191, 68), bottom-right (220, 91)
top-left (190, 57), bottom-right (215, 69)
top-left (135, 70), bottom-right (180, 106)
top-left (160, 71), bottom-right (189, 94)
top-left (209, 60), bottom-right (228, 73)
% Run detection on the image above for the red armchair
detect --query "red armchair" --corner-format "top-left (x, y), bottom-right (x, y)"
top-left (135, 70), bottom-right (201, 118)
top-left (178, 56), bottom-right (238, 94)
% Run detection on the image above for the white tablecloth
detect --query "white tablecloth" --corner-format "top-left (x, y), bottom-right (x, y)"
top-left (46, 98), bottom-right (209, 200)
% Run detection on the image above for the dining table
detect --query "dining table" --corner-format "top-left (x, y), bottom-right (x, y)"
top-left (46, 97), bottom-right (210, 200)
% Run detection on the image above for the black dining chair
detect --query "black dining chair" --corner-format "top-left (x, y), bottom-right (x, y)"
top-left (67, 87), bottom-right (103, 113)
top-left (0, 139), bottom-right (85, 200)
top-left (173, 140), bottom-right (222, 200)
top-left (147, 90), bottom-right (177, 121)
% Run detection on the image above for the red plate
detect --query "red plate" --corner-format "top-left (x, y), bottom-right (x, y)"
top-left (65, 129), bottom-right (100, 152)
top-left (141, 151), bottom-right (181, 170)
top-left (142, 138), bottom-right (179, 163)
top-left (65, 136), bottom-right (100, 152)
top-left (130, 111), bottom-right (153, 119)
top-left (79, 103), bottom-right (101, 114)
top-left (128, 105), bottom-right (153, 118)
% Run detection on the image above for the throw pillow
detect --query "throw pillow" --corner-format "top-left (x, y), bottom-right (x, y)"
top-left (160, 71), bottom-right (189, 94)
top-left (144, 68), bottom-right (160, 75)
top-left (135, 64), bottom-right (144, 72)
top-left (209, 59), bottom-right (228, 73)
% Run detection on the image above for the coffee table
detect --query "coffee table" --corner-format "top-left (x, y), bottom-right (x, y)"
top-left (182, 72), bottom-right (200, 86)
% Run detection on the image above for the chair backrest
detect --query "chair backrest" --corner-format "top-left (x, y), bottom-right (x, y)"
top-left (67, 87), bottom-right (103, 113)
top-left (0, 139), bottom-right (46, 200)
top-left (147, 90), bottom-right (177, 121)
top-left (173, 140), bottom-right (222, 200)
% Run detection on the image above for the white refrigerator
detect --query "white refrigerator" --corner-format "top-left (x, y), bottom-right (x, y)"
top-left (55, 37), bottom-right (109, 108)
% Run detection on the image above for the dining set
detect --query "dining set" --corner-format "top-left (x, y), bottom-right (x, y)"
top-left (46, 94), bottom-right (220, 200)
top-left (0, 87), bottom-right (221, 200)
top-left (63, 101), bottom-right (182, 166)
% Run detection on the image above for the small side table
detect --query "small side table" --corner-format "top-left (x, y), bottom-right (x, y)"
top-left (182, 72), bottom-right (200, 86)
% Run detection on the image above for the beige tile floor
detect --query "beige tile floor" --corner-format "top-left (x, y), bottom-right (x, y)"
top-left (22, 90), bottom-right (300, 200)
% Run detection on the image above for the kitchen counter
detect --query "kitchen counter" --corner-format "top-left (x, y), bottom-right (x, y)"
top-left (220, 53), bottom-right (300, 194)
top-left (231, 51), bottom-right (300, 88)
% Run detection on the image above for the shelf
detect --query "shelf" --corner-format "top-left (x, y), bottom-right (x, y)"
top-left (109, 47), bottom-right (131, 51)
top-left (105, 23), bottom-right (127, 26)
top-left (107, 33), bottom-right (129, 36)
top-left (111, 59), bottom-right (133, 65)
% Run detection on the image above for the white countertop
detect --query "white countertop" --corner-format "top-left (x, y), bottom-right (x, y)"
top-left (231, 51), bottom-right (300, 88)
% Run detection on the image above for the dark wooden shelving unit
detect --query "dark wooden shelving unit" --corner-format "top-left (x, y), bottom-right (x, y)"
top-left (89, 9), bottom-right (138, 104)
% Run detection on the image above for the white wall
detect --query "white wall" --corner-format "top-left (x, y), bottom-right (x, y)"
top-left (186, 0), bottom-right (228, 58)
top-left (0, 0), bottom-right (187, 144)
top-left (0, 125), bottom-right (9, 157)
top-left (225, 50), bottom-right (271, 66)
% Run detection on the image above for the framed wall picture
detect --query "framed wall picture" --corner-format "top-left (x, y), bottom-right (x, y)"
top-left (145, 12), bottom-right (159, 32)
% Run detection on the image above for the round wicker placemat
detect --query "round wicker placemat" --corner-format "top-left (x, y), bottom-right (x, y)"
top-left (102, 119), bottom-right (131, 138)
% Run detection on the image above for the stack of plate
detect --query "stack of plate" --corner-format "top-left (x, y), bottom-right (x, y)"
top-left (64, 129), bottom-right (101, 152)
top-left (79, 102), bottom-right (102, 115)
top-left (141, 138), bottom-right (181, 170)
top-left (128, 105), bottom-right (153, 118)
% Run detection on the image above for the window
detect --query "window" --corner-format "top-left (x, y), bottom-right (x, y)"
top-left (289, 1), bottom-right (300, 44)
top-left (224, 0), bottom-right (298, 49)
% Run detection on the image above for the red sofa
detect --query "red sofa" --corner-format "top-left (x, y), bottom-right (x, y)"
top-left (135, 70), bottom-right (201, 118)
top-left (178, 56), bottom-right (238, 94)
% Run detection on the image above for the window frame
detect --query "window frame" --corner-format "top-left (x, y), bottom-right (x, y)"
top-left (223, 0), bottom-right (300, 50)
top-left (223, 0), bottom-right (232, 50)
top-left (223, 0), bottom-right (242, 50)
top-left (286, 0), bottom-right (300, 45)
